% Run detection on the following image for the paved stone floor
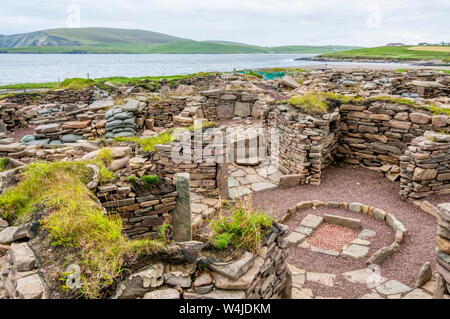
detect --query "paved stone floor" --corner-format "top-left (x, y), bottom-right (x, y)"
top-left (228, 161), bottom-right (281, 199)
top-left (288, 263), bottom-right (434, 299)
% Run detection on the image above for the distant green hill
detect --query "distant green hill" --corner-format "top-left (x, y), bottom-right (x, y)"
top-left (0, 27), bottom-right (361, 54)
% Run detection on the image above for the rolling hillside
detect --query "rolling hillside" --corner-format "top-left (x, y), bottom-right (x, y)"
top-left (0, 27), bottom-right (361, 54)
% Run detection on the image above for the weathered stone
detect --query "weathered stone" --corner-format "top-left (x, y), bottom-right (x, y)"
top-left (409, 113), bottom-right (431, 124)
top-left (413, 167), bottom-right (438, 181)
top-left (15, 274), bottom-right (43, 299)
top-left (208, 252), bottom-right (254, 281)
top-left (183, 289), bottom-right (246, 299)
top-left (300, 214), bottom-right (323, 229)
top-left (286, 232), bottom-right (306, 246)
top-left (8, 242), bottom-right (36, 272)
top-left (437, 236), bottom-right (450, 254)
top-left (343, 268), bottom-right (387, 285)
top-left (278, 174), bottom-right (300, 188)
top-left (376, 279), bottom-right (412, 295)
top-left (323, 214), bottom-right (361, 229)
top-left (163, 271), bottom-right (192, 288)
top-left (214, 256), bottom-right (264, 290)
top-left (172, 173), bottom-right (191, 242)
top-left (194, 273), bottom-right (213, 287)
top-left (216, 104), bottom-right (234, 119)
top-left (234, 102), bottom-right (251, 117)
top-left (294, 225), bottom-right (314, 236)
top-left (367, 242), bottom-right (399, 265)
top-left (414, 262), bottom-right (432, 289)
top-left (113, 263), bottom-right (164, 299)
top-left (280, 75), bottom-right (300, 88)
top-left (306, 272), bottom-right (336, 287)
top-left (143, 288), bottom-right (180, 299)
top-left (341, 244), bottom-right (369, 259)
top-left (403, 288), bottom-right (432, 299)
top-left (349, 202), bottom-right (364, 213)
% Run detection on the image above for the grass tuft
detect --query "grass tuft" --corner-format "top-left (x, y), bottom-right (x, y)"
top-left (0, 160), bottom-right (165, 298)
top-left (209, 198), bottom-right (274, 252)
top-left (0, 158), bottom-right (8, 173)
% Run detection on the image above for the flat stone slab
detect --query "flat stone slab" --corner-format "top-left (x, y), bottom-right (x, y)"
top-left (351, 239), bottom-right (371, 246)
top-left (184, 289), bottom-right (246, 299)
top-left (208, 252), bottom-right (254, 281)
top-left (323, 214), bottom-right (361, 229)
top-left (214, 257), bottom-right (264, 290)
top-left (286, 232), bottom-right (307, 246)
top-left (359, 292), bottom-right (384, 299)
top-left (306, 272), bottom-right (336, 287)
top-left (343, 268), bottom-right (388, 285)
top-left (228, 176), bottom-right (240, 188)
top-left (376, 280), bottom-right (412, 296)
top-left (300, 214), bottom-right (323, 229)
top-left (291, 287), bottom-right (313, 299)
top-left (341, 244), bottom-right (369, 259)
top-left (191, 203), bottom-right (208, 214)
top-left (310, 245), bottom-right (339, 257)
top-left (402, 289), bottom-right (432, 299)
top-left (250, 182), bottom-right (277, 192)
top-left (229, 186), bottom-right (251, 199)
top-left (358, 229), bottom-right (376, 239)
top-left (294, 225), bottom-right (314, 236)
top-left (144, 288), bottom-right (180, 299)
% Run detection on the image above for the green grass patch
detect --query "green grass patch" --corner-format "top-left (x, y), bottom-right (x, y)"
top-left (140, 175), bottom-right (160, 186)
top-left (0, 72), bottom-right (217, 91)
top-left (321, 46), bottom-right (450, 62)
top-left (396, 69), bottom-right (407, 72)
top-left (209, 202), bottom-right (274, 252)
top-left (115, 130), bottom-right (175, 152)
top-left (0, 158), bottom-right (8, 172)
top-left (288, 92), bottom-right (332, 115)
top-left (0, 161), bottom-right (165, 298)
top-left (426, 105), bottom-right (450, 116)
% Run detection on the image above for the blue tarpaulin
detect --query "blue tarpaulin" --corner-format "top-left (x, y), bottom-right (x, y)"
top-left (234, 70), bottom-right (286, 80)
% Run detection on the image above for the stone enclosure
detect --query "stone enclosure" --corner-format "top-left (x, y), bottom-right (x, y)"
top-left (0, 68), bottom-right (449, 299)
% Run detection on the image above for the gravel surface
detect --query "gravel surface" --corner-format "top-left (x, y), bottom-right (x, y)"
top-left (307, 223), bottom-right (358, 252)
top-left (253, 164), bottom-right (449, 298)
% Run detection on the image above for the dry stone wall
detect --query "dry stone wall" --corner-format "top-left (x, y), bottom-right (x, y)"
top-left (96, 182), bottom-right (177, 240)
top-left (434, 203), bottom-right (450, 299)
top-left (400, 132), bottom-right (450, 199)
top-left (266, 105), bottom-right (340, 185)
top-left (337, 100), bottom-right (449, 168)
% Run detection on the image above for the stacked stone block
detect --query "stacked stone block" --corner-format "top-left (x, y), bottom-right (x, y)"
top-left (400, 132), bottom-right (450, 199)
top-left (434, 203), bottom-right (450, 299)
top-left (97, 184), bottom-right (177, 240)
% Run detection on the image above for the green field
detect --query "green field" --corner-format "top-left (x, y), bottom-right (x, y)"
top-left (0, 72), bottom-right (220, 91)
top-left (320, 46), bottom-right (450, 62)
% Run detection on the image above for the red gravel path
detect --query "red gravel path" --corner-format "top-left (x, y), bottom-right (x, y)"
top-left (252, 164), bottom-right (450, 298)
top-left (307, 223), bottom-right (358, 252)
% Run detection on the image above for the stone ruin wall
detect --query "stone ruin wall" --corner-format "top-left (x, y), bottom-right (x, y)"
top-left (96, 183), bottom-right (177, 240)
top-left (336, 101), bottom-right (449, 167)
top-left (400, 134), bottom-right (450, 199)
top-left (434, 203), bottom-right (450, 299)
top-left (265, 106), bottom-right (341, 185)
top-left (153, 128), bottom-right (228, 198)
top-left (0, 219), bottom-right (289, 299)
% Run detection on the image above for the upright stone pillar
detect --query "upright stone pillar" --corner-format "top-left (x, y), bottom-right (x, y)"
top-left (173, 173), bottom-right (191, 242)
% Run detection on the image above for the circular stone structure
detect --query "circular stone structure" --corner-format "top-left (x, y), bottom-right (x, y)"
top-left (279, 200), bottom-right (407, 265)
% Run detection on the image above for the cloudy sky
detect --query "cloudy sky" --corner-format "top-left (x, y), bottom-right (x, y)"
top-left (1, 0), bottom-right (449, 47)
